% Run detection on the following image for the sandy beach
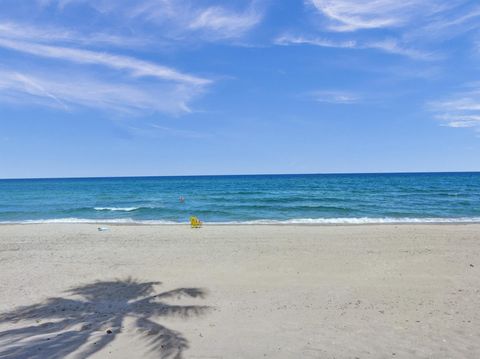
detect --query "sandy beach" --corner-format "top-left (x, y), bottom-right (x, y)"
top-left (0, 224), bottom-right (479, 358)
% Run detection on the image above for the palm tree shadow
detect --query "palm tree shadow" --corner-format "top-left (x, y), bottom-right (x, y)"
top-left (0, 278), bottom-right (210, 359)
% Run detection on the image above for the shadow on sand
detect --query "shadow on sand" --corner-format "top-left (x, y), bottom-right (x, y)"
top-left (0, 278), bottom-right (210, 358)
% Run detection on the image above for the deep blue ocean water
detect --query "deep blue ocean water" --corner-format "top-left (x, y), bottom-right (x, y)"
top-left (0, 173), bottom-right (479, 224)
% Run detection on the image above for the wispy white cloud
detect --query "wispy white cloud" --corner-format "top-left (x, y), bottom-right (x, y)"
top-left (8, 72), bottom-right (69, 110)
top-left (188, 5), bottom-right (261, 39)
top-left (0, 70), bottom-right (200, 114)
top-left (0, 38), bottom-right (210, 86)
top-left (309, 90), bottom-right (361, 104)
top-left (308, 0), bottom-right (447, 32)
top-left (405, 5), bottom-right (480, 41)
top-left (0, 21), bottom-right (148, 47)
top-left (297, 0), bottom-right (480, 63)
top-left (132, 0), bottom-right (262, 40)
top-left (275, 35), bottom-right (356, 49)
top-left (275, 34), bottom-right (434, 60)
top-left (47, 0), bottom-right (263, 41)
top-left (429, 86), bottom-right (480, 130)
top-left (366, 39), bottom-right (437, 61)
top-left (0, 3), bottom-right (214, 115)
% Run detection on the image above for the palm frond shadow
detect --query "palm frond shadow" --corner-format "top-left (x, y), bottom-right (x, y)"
top-left (0, 278), bottom-right (210, 359)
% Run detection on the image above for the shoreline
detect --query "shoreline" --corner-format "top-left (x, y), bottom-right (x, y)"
top-left (2, 221), bottom-right (480, 227)
top-left (2, 216), bottom-right (480, 226)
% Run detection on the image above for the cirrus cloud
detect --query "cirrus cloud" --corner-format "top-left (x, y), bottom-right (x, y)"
top-left (0, 69), bottom-right (201, 114)
top-left (429, 85), bottom-right (480, 131)
top-left (308, 0), bottom-right (449, 32)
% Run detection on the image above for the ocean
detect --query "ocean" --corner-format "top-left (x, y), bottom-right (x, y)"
top-left (0, 173), bottom-right (479, 224)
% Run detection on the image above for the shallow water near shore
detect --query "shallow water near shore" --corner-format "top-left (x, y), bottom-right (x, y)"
top-left (1, 172), bottom-right (479, 224)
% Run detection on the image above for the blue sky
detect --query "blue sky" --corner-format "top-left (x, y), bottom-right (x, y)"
top-left (1, 0), bottom-right (480, 178)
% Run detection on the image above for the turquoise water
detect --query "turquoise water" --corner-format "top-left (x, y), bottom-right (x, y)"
top-left (0, 173), bottom-right (479, 224)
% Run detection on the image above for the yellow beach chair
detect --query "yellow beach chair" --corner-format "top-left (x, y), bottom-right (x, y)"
top-left (190, 216), bottom-right (202, 228)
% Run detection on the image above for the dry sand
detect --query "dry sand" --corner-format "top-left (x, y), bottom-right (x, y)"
top-left (0, 224), bottom-right (479, 358)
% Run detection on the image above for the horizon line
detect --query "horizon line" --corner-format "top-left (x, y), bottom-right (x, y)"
top-left (1, 170), bottom-right (479, 181)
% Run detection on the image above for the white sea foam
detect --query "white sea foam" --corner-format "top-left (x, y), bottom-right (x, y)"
top-left (1, 217), bottom-right (480, 225)
top-left (224, 217), bottom-right (480, 224)
top-left (94, 207), bottom-right (140, 212)
top-left (0, 218), bottom-right (179, 224)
